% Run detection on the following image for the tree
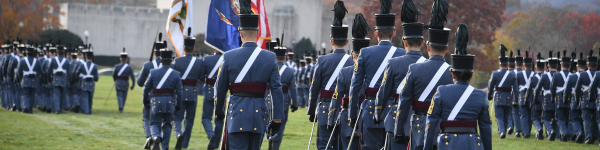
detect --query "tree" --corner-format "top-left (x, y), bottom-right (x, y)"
top-left (293, 38), bottom-right (316, 59)
top-left (193, 33), bottom-right (214, 55)
top-left (37, 29), bottom-right (84, 47)
top-left (361, 0), bottom-right (506, 71)
top-left (0, 0), bottom-right (60, 41)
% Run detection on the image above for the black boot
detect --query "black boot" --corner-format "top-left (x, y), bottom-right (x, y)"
top-left (586, 139), bottom-right (594, 144)
top-left (548, 131), bottom-right (556, 141)
top-left (175, 134), bottom-right (184, 150)
top-left (507, 127), bottom-right (514, 135)
top-left (571, 134), bottom-right (577, 142)
top-left (514, 132), bottom-right (521, 138)
top-left (207, 135), bottom-right (218, 150)
top-left (500, 132), bottom-right (506, 139)
top-left (152, 137), bottom-right (161, 150)
top-left (576, 133), bottom-right (585, 143)
top-left (143, 137), bottom-right (153, 149)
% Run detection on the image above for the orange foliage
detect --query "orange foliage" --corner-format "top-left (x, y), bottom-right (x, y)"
top-left (0, 0), bottom-right (61, 42)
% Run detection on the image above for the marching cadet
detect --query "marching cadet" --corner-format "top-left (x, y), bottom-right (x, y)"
top-left (67, 47), bottom-right (81, 112)
top-left (507, 52), bottom-right (517, 136)
top-left (533, 51), bottom-right (559, 141)
top-left (303, 53), bottom-right (313, 108)
top-left (201, 49), bottom-right (223, 149)
top-left (138, 35), bottom-right (166, 149)
top-left (423, 24), bottom-right (492, 150)
top-left (297, 60), bottom-right (307, 108)
top-left (526, 53), bottom-right (546, 140)
top-left (512, 50), bottom-right (526, 137)
top-left (285, 52), bottom-right (295, 67)
top-left (8, 42), bottom-right (24, 112)
top-left (516, 50), bottom-right (535, 138)
top-left (77, 48), bottom-right (98, 114)
top-left (348, 0), bottom-right (406, 148)
top-left (328, 13), bottom-right (369, 150)
top-left (574, 50), bottom-right (597, 144)
top-left (4, 40), bottom-right (16, 111)
top-left (372, 0), bottom-right (425, 149)
top-left (307, 1), bottom-right (354, 149)
top-left (16, 45), bottom-right (42, 114)
top-left (113, 48), bottom-right (135, 113)
top-left (395, 1), bottom-right (454, 149)
top-left (0, 43), bottom-right (6, 109)
top-left (143, 48), bottom-right (182, 150)
top-left (550, 51), bottom-right (572, 141)
top-left (589, 50), bottom-right (600, 146)
top-left (47, 43), bottom-right (71, 114)
top-left (213, 0), bottom-right (284, 148)
top-left (36, 45), bottom-right (48, 112)
top-left (487, 45), bottom-right (518, 139)
top-left (565, 53), bottom-right (586, 143)
top-left (172, 29), bottom-right (204, 150)
top-left (270, 45), bottom-right (298, 150)
top-left (41, 43), bottom-right (54, 113)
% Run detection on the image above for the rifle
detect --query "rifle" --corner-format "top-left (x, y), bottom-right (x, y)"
top-left (149, 28), bottom-right (160, 61)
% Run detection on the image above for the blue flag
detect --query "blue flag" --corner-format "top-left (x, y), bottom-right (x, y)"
top-left (204, 0), bottom-right (240, 53)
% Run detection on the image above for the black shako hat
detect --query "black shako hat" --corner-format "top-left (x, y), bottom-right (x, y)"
top-left (121, 47), bottom-right (128, 59)
top-left (160, 48), bottom-right (173, 61)
top-left (155, 33), bottom-right (165, 52)
top-left (401, 0), bottom-right (424, 39)
top-left (450, 24), bottom-right (474, 72)
top-left (515, 49), bottom-right (524, 64)
top-left (275, 47), bottom-right (287, 58)
top-left (547, 51), bottom-right (558, 67)
top-left (287, 52), bottom-right (294, 59)
top-left (588, 50), bottom-right (597, 64)
top-left (267, 40), bottom-right (278, 51)
top-left (238, 0), bottom-right (259, 30)
top-left (560, 50), bottom-right (570, 64)
top-left (524, 48), bottom-right (533, 64)
top-left (536, 53), bottom-right (546, 69)
top-left (499, 44), bottom-right (508, 64)
top-left (375, 0), bottom-right (395, 30)
top-left (184, 28), bottom-right (196, 48)
top-left (578, 52), bottom-right (587, 66)
top-left (352, 13), bottom-right (370, 53)
top-left (83, 44), bottom-right (94, 58)
top-left (331, 0), bottom-right (349, 41)
top-left (427, 0), bottom-right (450, 47)
top-left (508, 51), bottom-right (515, 65)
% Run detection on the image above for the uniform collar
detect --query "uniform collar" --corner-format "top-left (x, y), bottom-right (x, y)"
top-left (161, 65), bottom-right (170, 69)
top-left (516, 68), bottom-right (523, 71)
top-left (185, 54), bottom-right (193, 57)
top-left (455, 81), bottom-right (470, 85)
top-left (589, 69), bottom-right (596, 72)
top-left (241, 42), bottom-right (258, 48)
top-left (428, 55), bottom-right (445, 62)
top-left (378, 40), bottom-right (392, 46)
top-left (155, 57), bottom-right (161, 62)
top-left (277, 62), bottom-right (285, 66)
top-left (406, 50), bottom-right (423, 56)
top-left (333, 49), bottom-right (346, 53)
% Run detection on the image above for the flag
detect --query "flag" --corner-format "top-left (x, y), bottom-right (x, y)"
top-left (166, 0), bottom-right (194, 57)
top-left (205, 0), bottom-right (271, 53)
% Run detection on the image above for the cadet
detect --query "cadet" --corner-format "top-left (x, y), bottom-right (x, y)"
top-left (395, 1), bottom-right (454, 149)
top-left (533, 51), bottom-right (559, 141)
top-left (45, 43), bottom-right (70, 114)
top-left (172, 29), bottom-right (204, 150)
top-left (307, 1), bottom-right (353, 149)
top-left (328, 13), bottom-right (369, 150)
top-left (525, 54), bottom-right (546, 140)
top-left (143, 48), bottom-right (182, 150)
top-left (574, 50), bottom-right (597, 144)
top-left (113, 48), bottom-right (135, 113)
top-left (372, 1), bottom-right (425, 148)
top-left (285, 52), bottom-right (295, 67)
top-left (347, 0), bottom-right (406, 148)
top-left (516, 50), bottom-right (535, 138)
top-left (17, 45), bottom-right (42, 113)
top-left (0, 43), bottom-right (6, 109)
top-left (423, 24), bottom-right (492, 150)
top-left (138, 36), bottom-right (166, 149)
top-left (67, 47), bottom-right (81, 112)
top-left (270, 45), bottom-right (298, 150)
top-left (297, 60), bottom-right (307, 108)
top-left (77, 48), bottom-right (98, 114)
top-left (565, 53), bottom-right (585, 143)
top-left (487, 45), bottom-right (518, 139)
top-left (213, 1), bottom-right (284, 148)
top-left (507, 51), bottom-right (517, 136)
top-left (8, 43), bottom-right (24, 112)
top-left (550, 51), bottom-right (572, 141)
top-left (303, 53), bottom-right (313, 108)
top-left (201, 49), bottom-right (223, 149)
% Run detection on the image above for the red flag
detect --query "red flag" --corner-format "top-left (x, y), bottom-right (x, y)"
top-left (251, 0), bottom-right (271, 49)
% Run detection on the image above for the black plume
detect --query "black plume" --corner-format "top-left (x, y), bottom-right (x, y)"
top-left (517, 49), bottom-right (521, 56)
top-left (123, 47), bottom-right (126, 52)
top-left (556, 51), bottom-right (560, 58)
top-left (428, 0), bottom-right (449, 29)
top-left (163, 40), bottom-right (168, 48)
top-left (548, 50), bottom-right (553, 58)
top-left (187, 27), bottom-right (191, 37)
top-left (352, 13), bottom-right (370, 38)
top-left (239, 0), bottom-right (253, 14)
top-left (158, 33), bottom-right (162, 41)
top-left (537, 52), bottom-right (541, 60)
top-left (510, 51), bottom-right (513, 58)
top-left (571, 51), bottom-right (576, 59)
top-left (590, 49), bottom-right (594, 57)
top-left (276, 38), bottom-right (281, 47)
top-left (332, 0), bottom-right (348, 26)
top-left (563, 50), bottom-right (566, 58)
top-left (525, 50), bottom-right (529, 58)
top-left (401, 0), bottom-right (423, 23)
top-left (500, 44), bottom-right (507, 58)
top-left (380, 0), bottom-right (393, 14)
top-left (454, 24), bottom-right (468, 54)
top-left (581, 52), bottom-right (584, 59)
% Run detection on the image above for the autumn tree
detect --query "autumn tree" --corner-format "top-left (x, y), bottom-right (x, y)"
top-left (293, 38), bottom-right (316, 59)
top-left (0, 0), bottom-right (60, 42)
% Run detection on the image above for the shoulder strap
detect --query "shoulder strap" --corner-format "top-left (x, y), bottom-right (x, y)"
top-left (152, 60), bottom-right (162, 69)
top-left (157, 68), bottom-right (173, 89)
top-left (586, 70), bottom-right (593, 81)
top-left (118, 64), bottom-right (129, 76)
top-left (325, 55), bottom-right (350, 90)
top-left (279, 65), bottom-right (288, 75)
top-left (447, 85), bottom-right (475, 121)
top-left (208, 56), bottom-right (224, 78)
top-left (23, 57), bottom-right (37, 76)
top-left (369, 46), bottom-right (397, 88)
top-left (498, 70), bottom-right (510, 87)
top-left (181, 58), bottom-right (197, 79)
top-left (418, 63), bottom-right (451, 102)
top-left (396, 56), bottom-right (427, 94)
top-left (235, 47), bottom-right (262, 83)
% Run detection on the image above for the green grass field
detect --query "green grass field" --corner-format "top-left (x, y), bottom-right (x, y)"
top-left (0, 76), bottom-right (598, 149)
